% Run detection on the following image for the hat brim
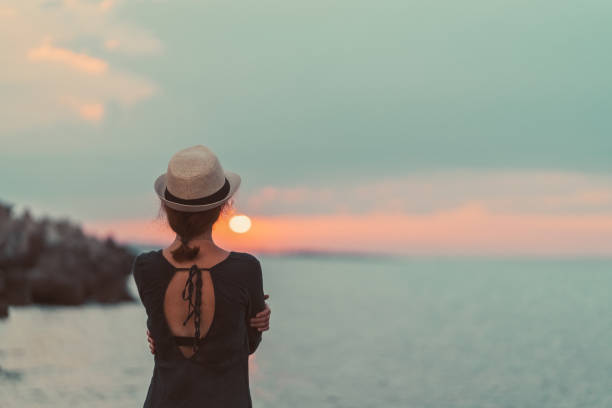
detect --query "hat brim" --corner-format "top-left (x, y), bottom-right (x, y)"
top-left (154, 171), bottom-right (241, 212)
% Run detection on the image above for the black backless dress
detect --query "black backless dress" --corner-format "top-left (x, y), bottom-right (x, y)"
top-left (132, 249), bottom-right (265, 408)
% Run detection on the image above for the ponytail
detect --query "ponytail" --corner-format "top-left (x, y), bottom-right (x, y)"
top-left (160, 200), bottom-right (229, 263)
top-left (170, 235), bottom-right (200, 262)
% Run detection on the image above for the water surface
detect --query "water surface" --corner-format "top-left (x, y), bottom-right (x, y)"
top-left (1, 255), bottom-right (611, 407)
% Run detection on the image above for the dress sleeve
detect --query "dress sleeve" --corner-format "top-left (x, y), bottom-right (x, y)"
top-left (132, 253), bottom-right (161, 309)
top-left (245, 257), bottom-right (266, 355)
top-left (132, 254), bottom-right (146, 304)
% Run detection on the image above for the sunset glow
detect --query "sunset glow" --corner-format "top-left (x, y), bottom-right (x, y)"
top-left (81, 205), bottom-right (612, 257)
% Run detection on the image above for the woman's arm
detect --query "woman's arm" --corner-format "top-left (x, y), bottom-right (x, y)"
top-left (245, 258), bottom-right (266, 354)
top-left (146, 295), bottom-right (271, 355)
top-left (250, 294), bottom-right (271, 332)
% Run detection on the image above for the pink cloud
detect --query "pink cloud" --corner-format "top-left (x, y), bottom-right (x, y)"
top-left (59, 96), bottom-right (106, 122)
top-left (77, 102), bottom-right (104, 121)
top-left (99, 0), bottom-right (115, 12)
top-left (244, 170), bottom-right (612, 216)
top-left (27, 42), bottom-right (108, 74)
top-left (0, 1), bottom-right (160, 132)
top-left (0, 7), bottom-right (16, 17)
top-left (63, 0), bottom-right (115, 13)
top-left (104, 39), bottom-right (120, 50)
top-left (78, 171), bottom-right (612, 256)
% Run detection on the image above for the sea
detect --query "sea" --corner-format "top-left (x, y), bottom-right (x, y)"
top-left (1, 252), bottom-right (611, 408)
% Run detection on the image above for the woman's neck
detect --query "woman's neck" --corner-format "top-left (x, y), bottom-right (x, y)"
top-left (170, 233), bottom-right (221, 252)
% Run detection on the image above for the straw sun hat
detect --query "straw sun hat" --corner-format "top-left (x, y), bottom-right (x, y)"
top-left (154, 145), bottom-right (241, 212)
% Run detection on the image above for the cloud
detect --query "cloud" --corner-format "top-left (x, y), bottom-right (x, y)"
top-left (102, 27), bottom-right (163, 55)
top-left (0, 0), bottom-right (161, 130)
top-left (77, 102), bottom-right (105, 121)
top-left (28, 40), bottom-right (108, 74)
top-left (79, 169), bottom-right (612, 256)
top-left (244, 170), bottom-right (612, 216)
top-left (0, 6), bottom-right (16, 17)
top-left (99, 0), bottom-right (115, 12)
top-left (104, 39), bottom-right (120, 50)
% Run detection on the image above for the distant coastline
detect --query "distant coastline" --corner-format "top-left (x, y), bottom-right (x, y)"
top-left (126, 241), bottom-right (400, 261)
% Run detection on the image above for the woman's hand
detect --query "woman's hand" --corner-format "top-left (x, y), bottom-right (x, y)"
top-left (250, 294), bottom-right (271, 332)
top-left (146, 294), bottom-right (271, 354)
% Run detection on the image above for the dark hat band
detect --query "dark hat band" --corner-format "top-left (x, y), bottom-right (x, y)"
top-left (164, 177), bottom-right (230, 206)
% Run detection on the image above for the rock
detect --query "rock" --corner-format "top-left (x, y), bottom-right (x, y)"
top-left (4, 269), bottom-right (31, 305)
top-left (0, 269), bottom-right (7, 318)
top-left (0, 199), bottom-right (136, 317)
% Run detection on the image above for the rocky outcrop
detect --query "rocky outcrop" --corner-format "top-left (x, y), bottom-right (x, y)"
top-left (0, 200), bottom-right (136, 318)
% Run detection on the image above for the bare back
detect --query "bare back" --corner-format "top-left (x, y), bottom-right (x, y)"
top-left (160, 248), bottom-right (231, 358)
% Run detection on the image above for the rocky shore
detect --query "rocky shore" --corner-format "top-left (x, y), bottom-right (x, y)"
top-left (0, 200), bottom-right (136, 319)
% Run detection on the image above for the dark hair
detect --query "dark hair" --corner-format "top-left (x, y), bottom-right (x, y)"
top-left (157, 200), bottom-right (233, 262)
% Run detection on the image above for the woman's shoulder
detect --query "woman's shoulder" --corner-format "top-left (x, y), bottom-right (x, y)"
top-left (226, 251), bottom-right (263, 282)
top-left (229, 251), bottom-right (261, 267)
top-left (132, 249), bottom-right (160, 267)
top-left (131, 250), bottom-right (166, 283)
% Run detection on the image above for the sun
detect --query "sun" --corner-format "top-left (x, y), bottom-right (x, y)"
top-left (229, 215), bottom-right (252, 234)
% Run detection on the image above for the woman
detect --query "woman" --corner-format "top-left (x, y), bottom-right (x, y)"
top-left (132, 145), bottom-right (271, 407)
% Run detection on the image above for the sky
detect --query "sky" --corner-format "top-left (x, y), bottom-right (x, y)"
top-left (1, 0), bottom-right (612, 256)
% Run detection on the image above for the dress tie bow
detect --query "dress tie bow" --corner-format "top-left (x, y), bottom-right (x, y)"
top-left (181, 264), bottom-right (204, 352)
